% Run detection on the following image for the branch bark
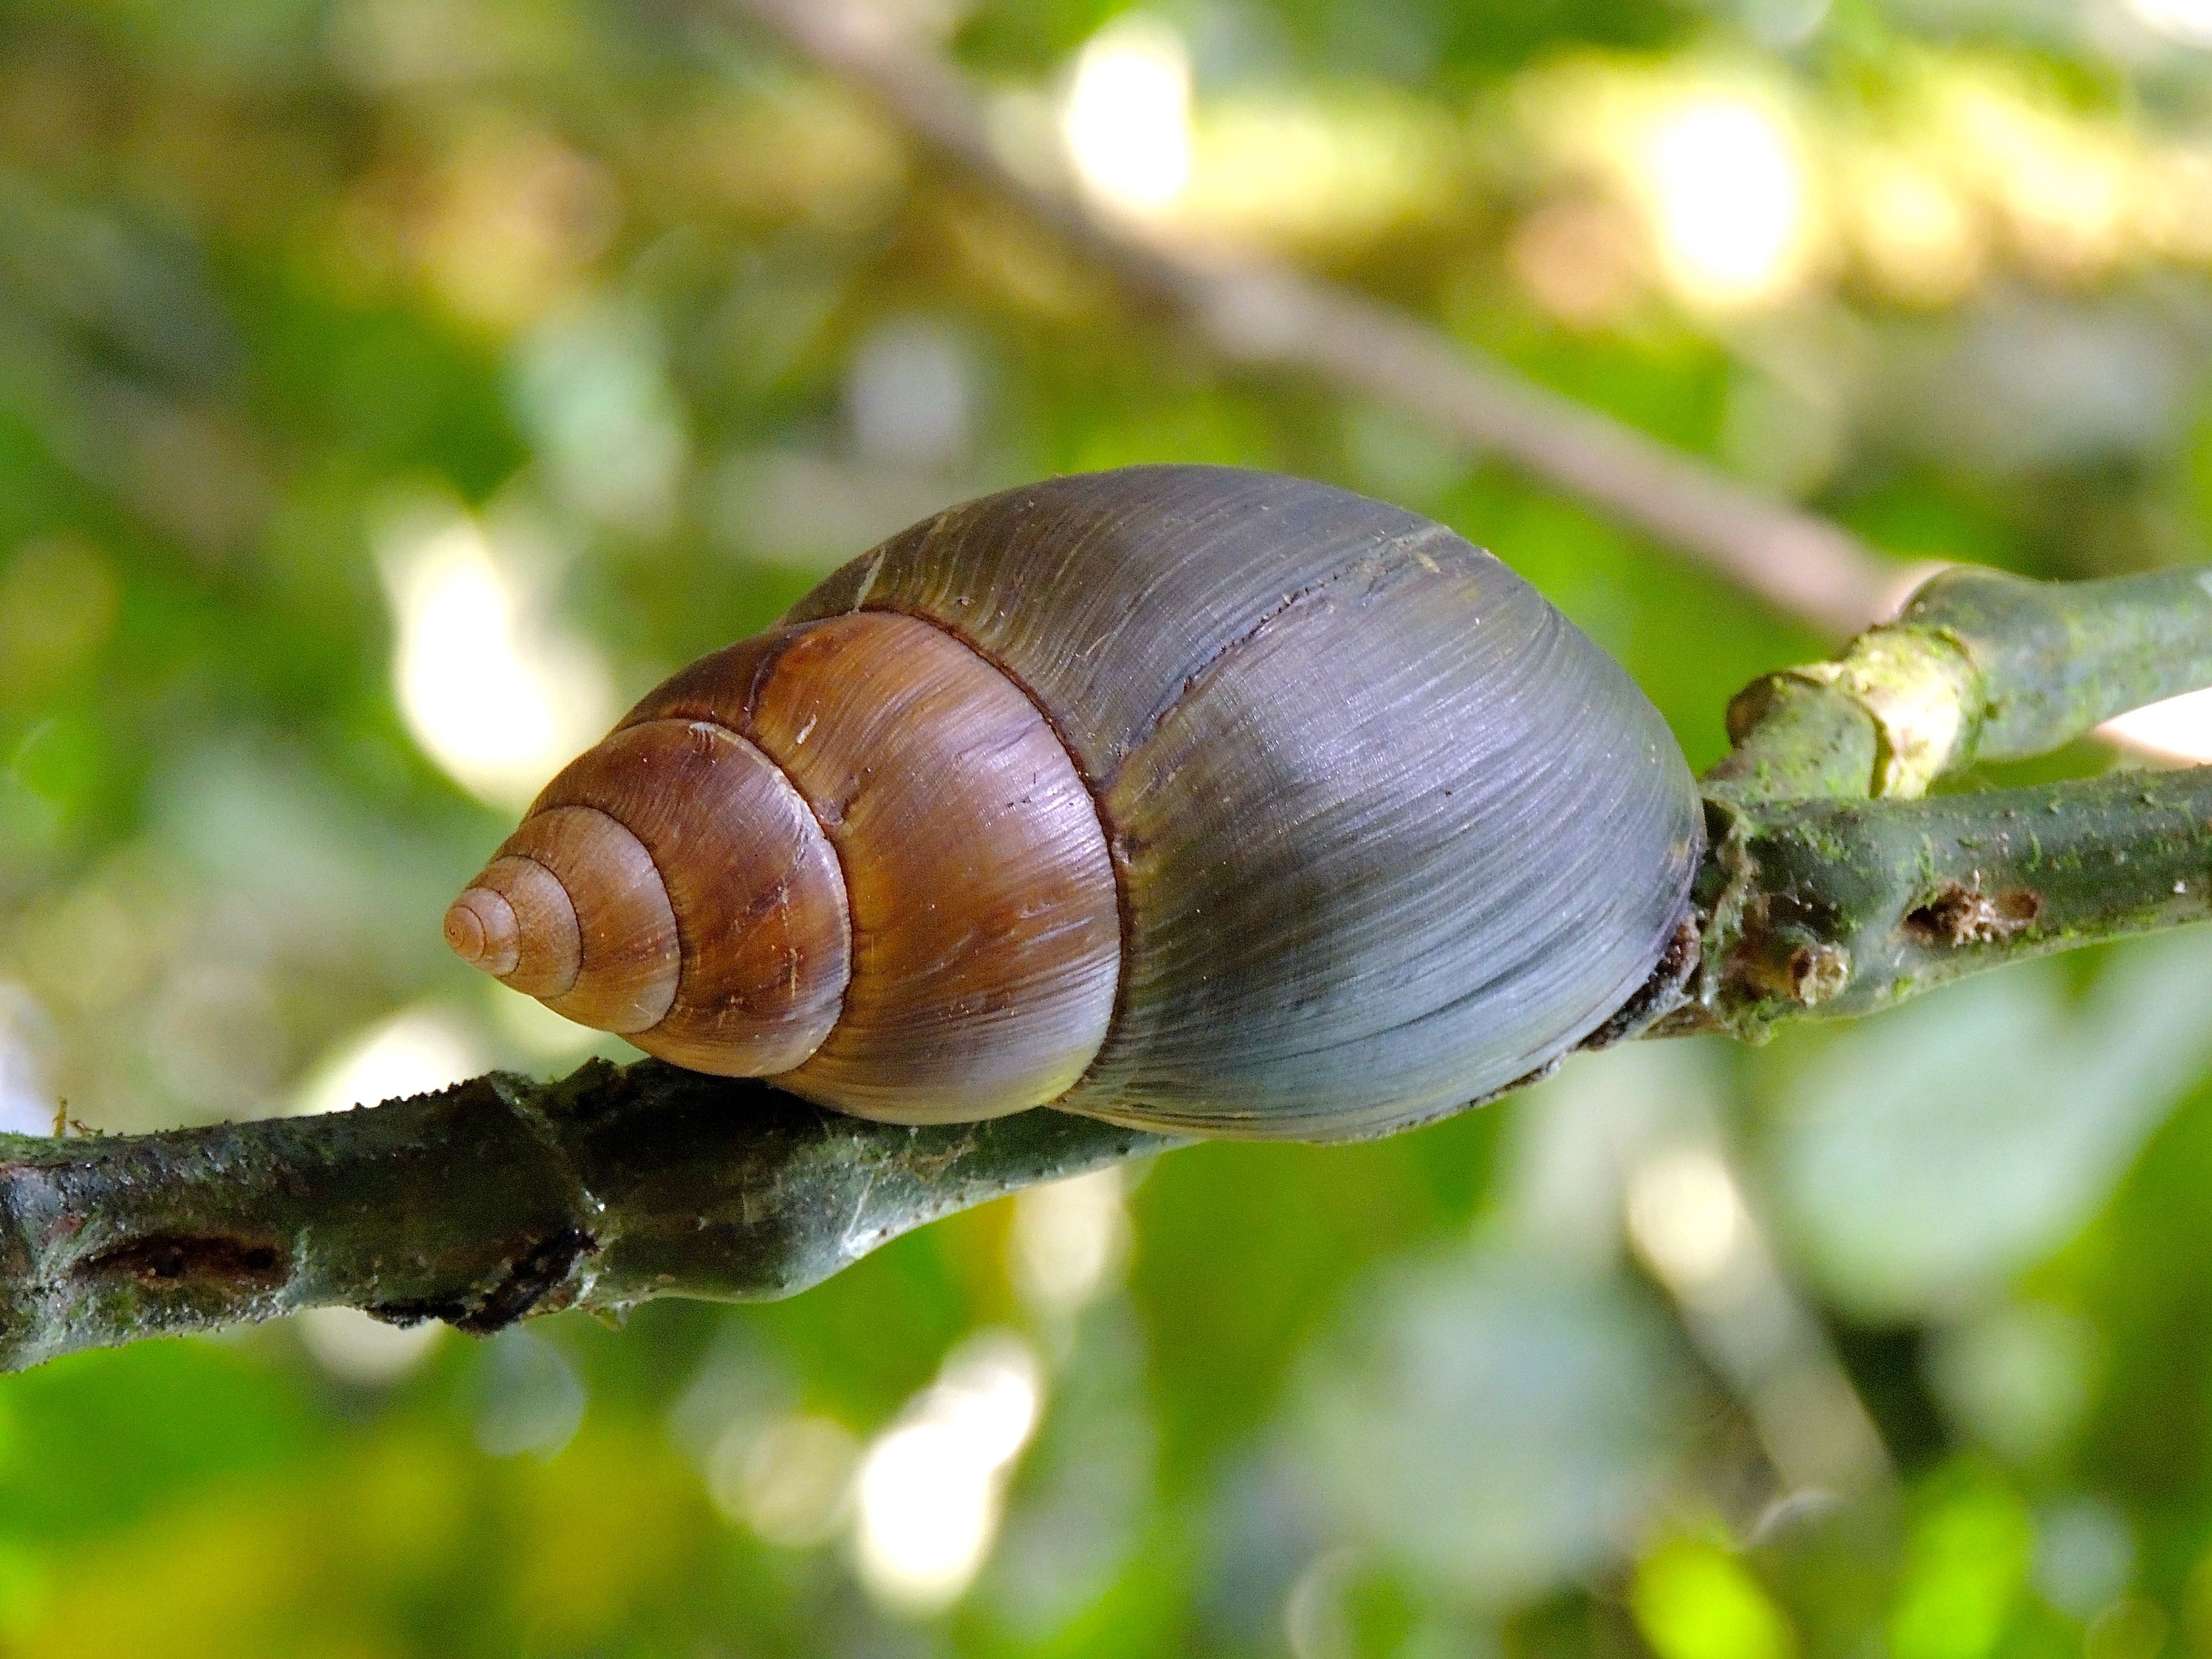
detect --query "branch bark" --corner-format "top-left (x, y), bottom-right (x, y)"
top-left (1679, 766), bottom-right (2212, 1038)
top-left (6, 757), bottom-right (2205, 1369)
top-left (1708, 565), bottom-right (2212, 803)
top-left (725, 0), bottom-right (1898, 635)
top-left (0, 1062), bottom-right (1176, 1371)
top-left (1677, 564), bottom-right (2212, 1033)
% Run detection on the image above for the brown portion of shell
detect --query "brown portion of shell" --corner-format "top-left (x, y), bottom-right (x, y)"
top-left (448, 858), bottom-right (571, 991)
top-left (627, 612), bottom-right (1121, 1123)
top-left (529, 719), bottom-right (852, 1076)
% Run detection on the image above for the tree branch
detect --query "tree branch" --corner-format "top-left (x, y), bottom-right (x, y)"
top-left (5, 555), bottom-right (2208, 1371)
top-left (0, 1063), bottom-right (1175, 1371)
top-left (724, 0), bottom-right (1898, 635)
top-left (1673, 564), bottom-right (2212, 1030)
top-left (1708, 565), bottom-right (2212, 803)
top-left (1678, 765), bottom-right (2212, 1037)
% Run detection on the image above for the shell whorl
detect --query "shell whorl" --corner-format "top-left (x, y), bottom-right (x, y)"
top-left (446, 722), bottom-right (848, 1066)
top-left (786, 465), bottom-right (1704, 1139)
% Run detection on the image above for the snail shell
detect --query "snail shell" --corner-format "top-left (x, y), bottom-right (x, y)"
top-left (446, 466), bottom-right (1701, 1141)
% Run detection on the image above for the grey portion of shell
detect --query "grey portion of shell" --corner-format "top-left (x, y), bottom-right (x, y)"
top-left (788, 465), bottom-right (1701, 1140)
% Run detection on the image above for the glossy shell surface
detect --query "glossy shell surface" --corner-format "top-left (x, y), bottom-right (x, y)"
top-left (784, 465), bottom-right (1703, 1139)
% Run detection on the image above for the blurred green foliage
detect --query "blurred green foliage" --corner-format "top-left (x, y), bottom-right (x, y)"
top-left (2, 0), bottom-right (2212, 1652)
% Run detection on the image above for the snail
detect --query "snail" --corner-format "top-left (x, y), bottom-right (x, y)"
top-left (443, 466), bottom-right (1701, 1141)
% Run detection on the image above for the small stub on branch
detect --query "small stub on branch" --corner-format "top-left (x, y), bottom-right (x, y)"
top-left (1730, 918), bottom-right (1854, 1009)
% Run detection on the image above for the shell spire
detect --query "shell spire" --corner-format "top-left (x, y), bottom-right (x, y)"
top-left (446, 718), bottom-right (854, 1077)
top-left (445, 611), bottom-right (1124, 1127)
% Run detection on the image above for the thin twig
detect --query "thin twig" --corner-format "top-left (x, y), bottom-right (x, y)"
top-left (1708, 565), bottom-right (2212, 803)
top-left (1681, 563), bottom-right (2212, 1034)
top-left (726, 0), bottom-right (1898, 635)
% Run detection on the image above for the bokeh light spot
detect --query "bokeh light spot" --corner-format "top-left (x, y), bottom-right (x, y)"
top-left (1640, 95), bottom-right (1815, 310)
top-left (1060, 15), bottom-right (1192, 217)
top-left (853, 1331), bottom-right (1043, 1614)
top-left (378, 507), bottom-right (614, 809)
top-left (707, 1412), bottom-right (859, 1548)
top-left (292, 1005), bottom-right (485, 1117)
top-left (2127, 0), bottom-right (2212, 48)
top-left (294, 1306), bottom-right (444, 1387)
top-left (1632, 1539), bottom-right (1797, 1659)
top-left (1009, 1166), bottom-right (1129, 1318)
top-left (2100, 685), bottom-right (2212, 765)
top-left (1627, 1148), bottom-right (1746, 1288)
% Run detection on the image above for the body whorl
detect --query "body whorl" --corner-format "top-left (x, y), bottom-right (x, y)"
top-left (785, 465), bottom-right (1702, 1139)
top-left (450, 465), bottom-right (1702, 1141)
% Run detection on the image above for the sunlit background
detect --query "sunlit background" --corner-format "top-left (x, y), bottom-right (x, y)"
top-left (3, 0), bottom-right (2212, 1652)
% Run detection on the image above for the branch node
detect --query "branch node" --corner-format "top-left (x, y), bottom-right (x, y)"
top-left (1750, 629), bottom-right (1983, 800)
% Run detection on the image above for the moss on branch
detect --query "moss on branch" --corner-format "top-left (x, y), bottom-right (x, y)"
top-left (1672, 767), bottom-right (2212, 1040)
top-left (1681, 563), bottom-right (2212, 1037)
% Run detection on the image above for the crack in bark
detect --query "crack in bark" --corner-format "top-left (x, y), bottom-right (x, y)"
top-left (76, 1234), bottom-right (285, 1290)
top-left (368, 1227), bottom-right (595, 1334)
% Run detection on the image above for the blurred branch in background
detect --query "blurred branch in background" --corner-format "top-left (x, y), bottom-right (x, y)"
top-left (728, 0), bottom-right (1899, 635)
